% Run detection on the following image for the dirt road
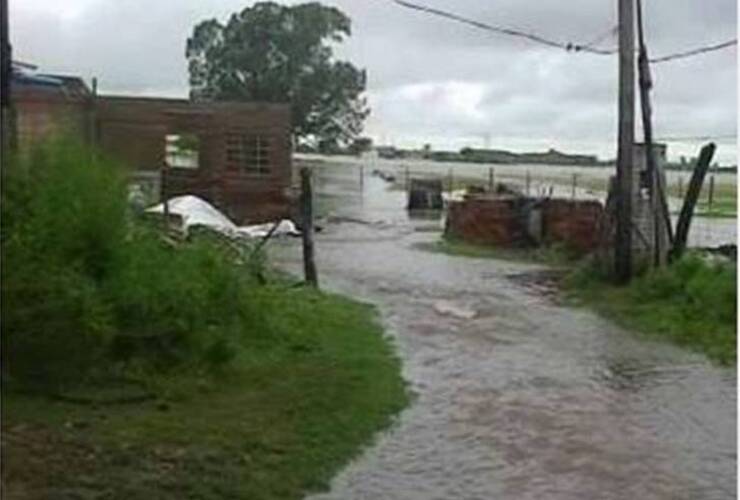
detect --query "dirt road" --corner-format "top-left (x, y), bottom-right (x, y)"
top-left (272, 164), bottom-right (736, 500)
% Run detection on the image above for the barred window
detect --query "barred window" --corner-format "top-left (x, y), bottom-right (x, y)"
top-left (226, 134), bottom-right (271, 174)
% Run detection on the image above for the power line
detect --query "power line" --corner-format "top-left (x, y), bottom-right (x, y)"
top-left (389, 0), bottom-right (616, 55)
top-left (655, 134), bottom-right (736, 142)
top-left (649, 39), bottom-right (737, 63)
top-left (389, 0), bottom-right (737, 64)
top-left (581, 25), bottom-right (619, 52)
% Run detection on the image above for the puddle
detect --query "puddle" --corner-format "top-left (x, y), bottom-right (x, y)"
top-left (270, 163), bottom-right (736, 500)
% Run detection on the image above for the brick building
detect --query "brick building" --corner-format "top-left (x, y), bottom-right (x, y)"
top-left (11, 66), bottom-right (293, 224)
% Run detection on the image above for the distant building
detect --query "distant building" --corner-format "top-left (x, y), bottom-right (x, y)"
top-left (375, 145), bottom-right (399, 159)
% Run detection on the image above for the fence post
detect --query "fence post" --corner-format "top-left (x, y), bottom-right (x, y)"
top-left (448, 168), bottom-right (453, 195)
top-left (488, 167), bottom-right (494, 191)
top-left (525, 170), bottom-right (531, 196)
top-left (405, 166), bottom-right (410, 192)
top-left (707, 174), bottom-right (715, 210)
top-left (161, 160), bottom-right (169, 220)
top-left (300, 167), bottom-right (318, 288)
top-left (572, 173), bottom-right (578, 200)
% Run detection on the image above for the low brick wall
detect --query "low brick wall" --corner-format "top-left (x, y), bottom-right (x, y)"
top-left (445, 196), bottom-right (527, 247)
top-left (541, 199), bottom-right (604, 254)
top-left (445, 195), bottom-right (604, 254)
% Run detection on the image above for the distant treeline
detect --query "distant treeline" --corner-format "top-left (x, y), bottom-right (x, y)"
top-left (376, 146), bottom-right (600, 167)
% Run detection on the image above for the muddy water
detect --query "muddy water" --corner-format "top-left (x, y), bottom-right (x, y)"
top-left (272, 164), bottom-right (736, 500)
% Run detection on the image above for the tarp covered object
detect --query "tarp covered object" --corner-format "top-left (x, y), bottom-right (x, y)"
top-left (146, 195), bottom-right (299, 238)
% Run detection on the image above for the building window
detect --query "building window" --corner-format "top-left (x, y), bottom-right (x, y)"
top-left (166, 133), bottom-right (200, 169)
top-left (226, 133), bottom-right (271, 174)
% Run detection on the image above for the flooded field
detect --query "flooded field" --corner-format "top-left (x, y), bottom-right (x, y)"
top-left (299, 154), bottom-right (737, 248)
top-left (272, 163), bottom-right (736, 500)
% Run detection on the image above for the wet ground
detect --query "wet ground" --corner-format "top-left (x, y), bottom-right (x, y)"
top-left (271, 164), bottom-right (736, 500)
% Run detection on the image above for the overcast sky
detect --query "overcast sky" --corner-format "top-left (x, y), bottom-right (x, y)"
top-left (11, 0), bottom-right (739, 162)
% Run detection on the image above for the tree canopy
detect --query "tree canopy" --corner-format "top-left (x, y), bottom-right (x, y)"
top-left (186, 2), bottom-right (369, 148)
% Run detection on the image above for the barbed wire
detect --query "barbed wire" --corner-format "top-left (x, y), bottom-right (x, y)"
top-left (390, 0), bottom-right (737, 63)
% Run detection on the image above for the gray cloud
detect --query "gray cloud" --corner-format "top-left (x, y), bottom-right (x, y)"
top-left (10, 0), bottom-right (738, 162)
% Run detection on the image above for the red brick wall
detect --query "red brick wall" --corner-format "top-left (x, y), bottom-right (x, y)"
top-left (445, 197), bottom-right (526, 246)
top-left (96, 96), bottom-right (293, 225)
top-left (14, 88), bottom-right (90, 149)
top-left (542, 199), bottom-right (604, 254)
top-left (446, 196), bottom-right (604, 254)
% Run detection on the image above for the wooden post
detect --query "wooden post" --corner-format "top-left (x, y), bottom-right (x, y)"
top-left (488, 167), bottom-right (494, 192)
top-left (300, 167), bottom-right (318, 287)
top-left (448, 168), bottom-right (453, 195)
top-left (707, 174), bottom-right (715, 210)
top-left (88, 77), bottom-right (98, 149)
top-left (671, 143), bottom-right (716, 261)
top-left (161, 160), bottom-right (169, 220)
top-left (615, 0), bottom-right (635, 283)
top-left (525, 170), bottom-right (531, 196)
top-left (572, 173), bottom-right (578, 200)
top-left (405, 166), bottom-right (410, 192)
top-left (636, 0), bottom-right (672, 269)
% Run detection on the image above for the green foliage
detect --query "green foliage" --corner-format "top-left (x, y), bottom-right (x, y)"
top-left (566, 254), bottom-right (737, 364)
top-left (3, 140), bottom-right (409, 499)
top-left (0, 140), bottom-right (264, 388)
top-left (2, 140), bottom-right (127, 386)
top-left (4, 288), bottom-right (408, 499)
top-left (103, 227), bottom-right (259, 370)
top-left (186, 1), bottom-right (369, 147)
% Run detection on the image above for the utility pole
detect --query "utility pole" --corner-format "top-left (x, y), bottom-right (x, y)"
top-left (1, 0), bottom-right (12, 154)
top-left (615, 0), bottom-right (635, 283)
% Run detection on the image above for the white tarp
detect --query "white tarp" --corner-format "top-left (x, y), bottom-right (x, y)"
top-left (239, 220), bottom-right (300, 238)
top-left (147, 195), bottom-right (239, 234)
top-left (146, 195), bottom-right (299, 238)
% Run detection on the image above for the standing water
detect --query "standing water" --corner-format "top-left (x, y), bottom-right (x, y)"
top-left (271, 162), bottom-right (736, 500)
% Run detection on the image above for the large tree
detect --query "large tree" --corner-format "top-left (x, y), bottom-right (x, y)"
top-left (186, 2), bottom-right (369, 148)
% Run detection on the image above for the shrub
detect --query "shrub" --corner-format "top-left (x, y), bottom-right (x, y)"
top-left (566, 253), bottom-right (737, 364)
top-left (1, 139), bottom-right (266, 388)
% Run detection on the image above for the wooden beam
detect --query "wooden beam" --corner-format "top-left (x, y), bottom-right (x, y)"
top-left (671, 143), bottom-right (716, 261)
top-left (635, 0), bottom-right (673, 267)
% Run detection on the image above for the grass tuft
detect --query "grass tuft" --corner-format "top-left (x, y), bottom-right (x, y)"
top-left (564, 254), bottom-right (737, 365)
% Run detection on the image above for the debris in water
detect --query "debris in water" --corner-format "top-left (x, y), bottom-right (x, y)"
top-left (433, 300), bottom-right (477, 319)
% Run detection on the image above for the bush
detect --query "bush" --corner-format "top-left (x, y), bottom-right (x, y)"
top-left (2, 140), bottom-right (126, 387)
top-left (1, 139), bottom-right (265, 389)
top-left (566, 253), bottom-right (737, 364)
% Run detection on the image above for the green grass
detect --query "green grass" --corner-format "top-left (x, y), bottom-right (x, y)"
top-left (2, 140), bottom-right (409, 499)
top-left (414, 236), bottom-right (579, 267)
top-left (564, 255), bottom-right (737, 365)
top-left (694, 197), bottom-right (737, 218)
top-left (2, 286), bottom-right (408, 499)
